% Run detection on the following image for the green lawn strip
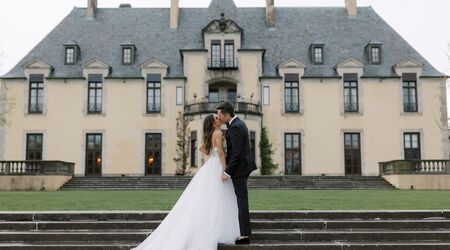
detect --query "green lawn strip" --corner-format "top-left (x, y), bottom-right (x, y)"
top-left (0, 189), bottom-right (449, 211)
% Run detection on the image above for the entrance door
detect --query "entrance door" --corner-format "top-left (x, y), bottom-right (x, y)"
top-left (26, 134), bottom-right (43, 160)
top-left (344, 133), bottom-right (361, 175)
top-left (85, 134), bottom-right (102, 176)
top-left (145, 133), bottom-right (162, 175)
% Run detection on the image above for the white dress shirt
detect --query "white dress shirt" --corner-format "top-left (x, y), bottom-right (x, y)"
top-left (224, 116), bottom-right (238, 178)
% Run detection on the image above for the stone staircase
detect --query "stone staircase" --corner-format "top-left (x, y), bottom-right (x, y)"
top-left (60, 176), bottom-right (394, 190)
top-left (1, 211), bottom-right (450, 249)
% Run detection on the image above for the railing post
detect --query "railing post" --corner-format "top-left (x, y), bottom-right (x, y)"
top-left (5, 162), bottom-right (10, 175)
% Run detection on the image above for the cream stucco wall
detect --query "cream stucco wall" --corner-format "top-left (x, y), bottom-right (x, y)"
top-left (0, 175), bottom-right (72, 191)
top-left (262, 76), bottom-right (448, 176)
top-left (3, 77), bottom-right (184, 176)
top-left (383, 174), bottom-right (450, 190)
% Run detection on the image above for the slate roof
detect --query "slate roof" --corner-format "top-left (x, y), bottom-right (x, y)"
top-left (2, 2), bottom-right (443, 78)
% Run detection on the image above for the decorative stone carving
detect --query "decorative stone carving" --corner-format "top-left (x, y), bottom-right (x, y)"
top-left (202, 13), bottom-right (243, 34)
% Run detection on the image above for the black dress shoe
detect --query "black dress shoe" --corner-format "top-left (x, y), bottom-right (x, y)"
top-left (235, 237), bottom-right (250, 245)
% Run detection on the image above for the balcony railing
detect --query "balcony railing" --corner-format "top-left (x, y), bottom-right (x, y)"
top-left (208, 58), bottom-right (239, 70)
top-left (379, 160), bottom-right (450, 175)
top-left (184, 101), bottom-right (261, 116)
top-left (0, 161), bottom-right (75, 176)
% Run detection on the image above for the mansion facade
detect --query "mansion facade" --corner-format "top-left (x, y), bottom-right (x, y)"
top-left (0, 0), bottom-right (448, 176)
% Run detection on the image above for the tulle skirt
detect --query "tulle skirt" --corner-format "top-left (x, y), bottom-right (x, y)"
top-left (131, 153), bottom-right (240, 250)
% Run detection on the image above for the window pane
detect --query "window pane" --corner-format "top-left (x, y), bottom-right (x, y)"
top-left (404, 134), bottom-right (411, 148)
top-left (66, 48), bottom-right (74, 64)
top-left (263, 86), bottom-right (270, 105)
top-left (176, 87), bottom-right (183, 105)
top-left (209, 91), bottom-right (219, 102)
top-left (314, 47), bottom-right (323, 63)
top-left (123, 48), bottom-right (132, 64)
top-left (371, 47), bottom-right (380, 63)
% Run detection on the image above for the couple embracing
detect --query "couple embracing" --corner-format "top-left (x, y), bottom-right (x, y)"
top-left (132, 101), bottom-right (257, 250)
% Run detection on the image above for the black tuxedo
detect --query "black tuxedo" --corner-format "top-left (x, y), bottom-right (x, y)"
top-left (225, 117), bottom-right (256, 236)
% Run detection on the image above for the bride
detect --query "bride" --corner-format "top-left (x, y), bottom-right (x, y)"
top-left (131, 114), bottom-right (240, 250)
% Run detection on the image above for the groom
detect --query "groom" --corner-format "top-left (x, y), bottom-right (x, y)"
top-left (217, 101), bottom-right (257, 245)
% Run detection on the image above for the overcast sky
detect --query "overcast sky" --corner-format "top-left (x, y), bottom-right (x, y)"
top-left (0, 0), bottom-right (449, 77)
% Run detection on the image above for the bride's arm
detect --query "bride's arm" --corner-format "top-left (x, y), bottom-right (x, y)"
top-left (213, 131), bottom-right (227, 171)
top-left (199, 143), bottom-right (208, 155)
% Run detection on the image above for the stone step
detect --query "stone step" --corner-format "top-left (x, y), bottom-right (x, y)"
top-left (2, 219), bottom-right (450, 231)
top-left (61, 176), bottom-right (395, 190)
top-left (1, 211), bottom-right (449, 250)
top-left (1, 211), bottom-right (448, 222)
top-left (3, 242), bottom-right (450, 250)
top-left (1, 230), bottom-right (450, 242)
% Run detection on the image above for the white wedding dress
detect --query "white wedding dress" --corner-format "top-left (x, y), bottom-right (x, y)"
top-left (131, 147), bottom-right (240, 250)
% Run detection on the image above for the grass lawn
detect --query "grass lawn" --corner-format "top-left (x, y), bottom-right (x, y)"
top-left (0, 189), bottom-right (449, 211)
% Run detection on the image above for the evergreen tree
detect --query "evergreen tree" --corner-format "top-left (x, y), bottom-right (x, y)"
top-left (259, 127), bottom-right (278, 175)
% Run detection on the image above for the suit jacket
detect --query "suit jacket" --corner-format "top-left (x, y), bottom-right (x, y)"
top-left (225, 117), bottom-right (257, 178)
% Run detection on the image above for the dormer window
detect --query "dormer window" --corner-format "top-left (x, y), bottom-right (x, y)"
top-left (121, 44), bottom-right (136, 65)
top-left (310, 44), bottom-right (324, 65)
top-left (66, 47), bottom-right (75, 64)
top-left (371, 47), bottom-right (381, 64)
top-left (64, 42), bottom-right (79, 65)
top-left (366, 42), bottom-right (382, 65)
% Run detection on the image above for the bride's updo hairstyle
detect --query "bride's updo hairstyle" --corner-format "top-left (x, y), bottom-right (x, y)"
top-left (202, 114), bottom-right (215, 155)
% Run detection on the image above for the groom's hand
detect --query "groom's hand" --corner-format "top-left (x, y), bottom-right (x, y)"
top-left (222, 172), bottom-right (230, 181)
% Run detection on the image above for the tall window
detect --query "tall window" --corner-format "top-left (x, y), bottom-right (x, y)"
top-left (285, 133), bottom-right (301, 175)
top-left (284, 74), bottom-right (299, 112)
top-left (190, 131), bottom-right (197, 167)
top-left (404, 133), bottom-right (421, 160)
top-left (224, 40), bottom-right (234, 67)
top-left (211, 40), bottom-right (221, 68)
top-left (28, 74), bottom-right (44, 113)
top-left (26, 134), bottom-right (43, 160)
top-left (263, 86), bottom-right (270, 105)
top-left (402, 73), bottom-right (418, 112)
top-left (371, 47), bottom-right (381, 64)
top-left (343, 73), bottom-right (358, 112)
top-left (65, 47), bottom-right (75, 64)
top-left (147, 74), bottom-right (161, 113)
top-left (88, 74), bottom-right (103, 113)
top-left (314, 47), bottom-right (323, 64)
top-left (250, 132), bottom-right (256, 162)
top-left (176, 87), bottom-right (183, 106)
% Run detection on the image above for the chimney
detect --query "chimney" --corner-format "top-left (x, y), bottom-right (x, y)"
top-left (265, 0), bottom-right (275, 28)
top-left (87, 0), bottom-right (97, 18)
top-left (170, 0), bottom-right (179, 30)
top-left (345, 0), bottom-right (357, 16)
